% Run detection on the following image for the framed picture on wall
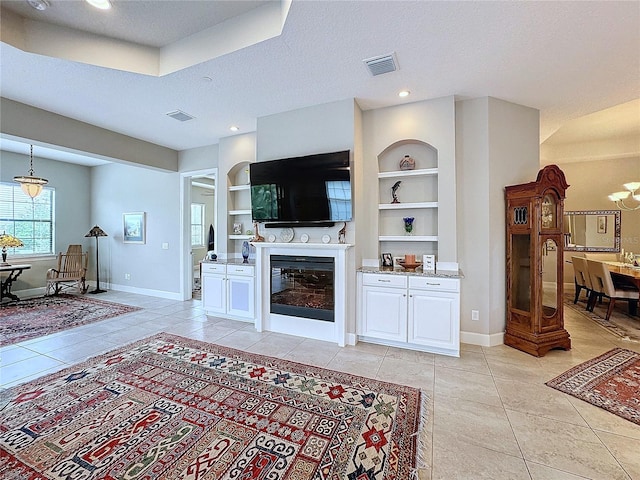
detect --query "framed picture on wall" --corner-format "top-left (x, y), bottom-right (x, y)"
top-left (597, 215), bottom-right (607, 234)
top-left (123, 212), bottom-right (146, 244)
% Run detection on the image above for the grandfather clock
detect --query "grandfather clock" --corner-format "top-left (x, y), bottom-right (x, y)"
top-left (505, 165), bottom-right (571, 357)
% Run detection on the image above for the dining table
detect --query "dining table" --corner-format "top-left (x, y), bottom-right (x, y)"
top-left (605, 261), bottom-right (640, 316)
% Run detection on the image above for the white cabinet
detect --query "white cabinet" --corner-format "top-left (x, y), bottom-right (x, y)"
top-left (226, 264), bottom-right (255, 319)
top-left (202, 263), bottom-right (254, 321)
top-left (362, 280), bottom-right (407, 341)
top-left (358, 272), bottom-right (460, 356)
top-left (408, 276), bottom-right (459, 351)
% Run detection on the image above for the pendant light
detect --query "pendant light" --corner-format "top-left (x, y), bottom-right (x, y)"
top-left (13, 145), bottom-right (48, 199)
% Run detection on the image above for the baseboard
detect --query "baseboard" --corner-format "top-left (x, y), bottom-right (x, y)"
top-left (346, 333), bottom-right (357, 346)
top-left (460, 330), bottom-right (504, 347)
top-left (107, 283), bottom-right (182, 301)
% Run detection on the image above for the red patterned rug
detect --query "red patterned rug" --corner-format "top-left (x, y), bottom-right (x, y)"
top-left (0, 294), bottom-right (141, 347)
top-left (0, 333), bottom-right (425, 479)
top-left (546, 348), bottom-right (640, 425)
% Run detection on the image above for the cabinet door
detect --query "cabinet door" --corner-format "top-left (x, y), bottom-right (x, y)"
top-left (202, 274), bottom-right (226, 315)
top-left (408, 290), bottom-right (458, 349)
top-left (227, 275), bottom-right (255, 319)
top-left (361, 285), bottom-right (407, 341)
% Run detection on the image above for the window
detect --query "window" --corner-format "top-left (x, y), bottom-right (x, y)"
top-left (0, 182), bottom-right (55, 256)
top-left (191, 203), bottom-right (205, 247)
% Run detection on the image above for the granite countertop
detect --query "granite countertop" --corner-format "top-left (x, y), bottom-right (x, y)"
top-left (359, 266), bottom-right (464, 279)
top-left (202, 259), bottom-right (255, 266)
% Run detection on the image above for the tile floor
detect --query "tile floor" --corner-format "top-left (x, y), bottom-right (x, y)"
top-left (1, 290), bottom-right (639, 479)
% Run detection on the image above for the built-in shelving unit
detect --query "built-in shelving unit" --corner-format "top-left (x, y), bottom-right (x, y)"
top-left (377, 141), bottom-right (439, 259)
top-left (227, 161), bottom-right (253, 257)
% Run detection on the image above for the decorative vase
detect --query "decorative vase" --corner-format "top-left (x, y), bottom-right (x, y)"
top-left (242, 241), bottom-right (250, 263)
top-left (399, 155), bottom-right (415, 171)
top-left (403, 217), bottom-right (414, 235)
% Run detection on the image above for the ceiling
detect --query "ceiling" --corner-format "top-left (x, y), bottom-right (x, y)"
top-left (0, 0), bottom-right (639, 165)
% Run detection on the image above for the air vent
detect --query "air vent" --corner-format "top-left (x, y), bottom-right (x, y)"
top-left (363, 52), bottom-right (398, 76)
top-left (166, 110), bottom-right (195, 122)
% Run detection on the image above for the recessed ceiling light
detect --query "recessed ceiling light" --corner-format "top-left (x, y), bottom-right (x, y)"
top-left (85, 0), bottom-right (111, 10)
top-left (398, 90), bottom-right (410, 98)
top-left (230, 126), bottom-right (239, 132)
top-left (27, 0), bottom-right (49, 11)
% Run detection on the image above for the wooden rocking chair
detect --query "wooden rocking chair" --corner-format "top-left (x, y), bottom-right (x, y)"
top-left (45, 245), bottom-right (89, 295)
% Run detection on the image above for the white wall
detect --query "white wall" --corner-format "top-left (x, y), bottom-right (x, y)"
top-left (91, 163), bottom-right (182, 298)
top-left (456, 97), bottom-right (540, 344)
top-left (0, 151), bottom-right (91, 293)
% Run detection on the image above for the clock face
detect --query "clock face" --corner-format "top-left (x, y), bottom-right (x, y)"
top-left (541, 194), bottom-right (556, 229)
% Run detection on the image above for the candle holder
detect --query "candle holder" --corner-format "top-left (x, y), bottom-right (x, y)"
top-left (403, 217), bottom-right (414, 235)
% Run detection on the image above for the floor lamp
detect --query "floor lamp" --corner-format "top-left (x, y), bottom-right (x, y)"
top-left (85, 225), bottom-right (108, 294)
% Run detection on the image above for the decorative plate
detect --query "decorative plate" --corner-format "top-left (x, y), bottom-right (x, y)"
top-left (268, 234), bottom-right (276, 243)
top-left (280, 228), bottom-right (294, 243)
top-left (300, 233), bottom-right (309, 243)
top-left (321, 234), bottom-right (331, 244)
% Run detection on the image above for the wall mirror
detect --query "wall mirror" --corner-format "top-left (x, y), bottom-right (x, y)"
top-left (564, 210), bottom-right (620, 252)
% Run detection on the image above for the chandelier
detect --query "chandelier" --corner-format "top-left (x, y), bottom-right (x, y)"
top-left (13, 145), bottom-right (49, 199)
top-left (608, 182), bottom-right (640, 211)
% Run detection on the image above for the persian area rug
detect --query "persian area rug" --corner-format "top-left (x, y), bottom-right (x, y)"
top-left (564, 293), bottom-right (640, 343)
top-left (546, 348), bottom-right (640, 425)
top-left (0, 333), bottom-right (425, 480)
top-left (0, 294), bottom-right (141, 347)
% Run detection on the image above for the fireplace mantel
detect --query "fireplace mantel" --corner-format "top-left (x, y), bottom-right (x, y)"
top-left (253, 242), bottom-right (354, 346)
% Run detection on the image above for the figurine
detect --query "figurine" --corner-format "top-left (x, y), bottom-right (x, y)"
top-left (251, 221), bottom-right (265, 242)
top-left (391, 181), bottom-right (402, 204)
top-left (338, 222), bottom-right (346, 244)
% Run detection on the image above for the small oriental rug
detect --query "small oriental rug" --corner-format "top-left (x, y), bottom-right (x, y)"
top-left (0, 333), bottom-right (425, 480)
top-left (0, 294), bottom-right (141, 347)
top-left (546, 348), bottom-right (640, 425)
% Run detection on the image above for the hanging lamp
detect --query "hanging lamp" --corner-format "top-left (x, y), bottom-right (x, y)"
top-left (13, 145), bottom-right (48, 199)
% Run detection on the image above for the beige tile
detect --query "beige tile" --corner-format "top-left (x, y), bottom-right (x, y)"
top-left (385, 346), bottom-right (435, 364)
top-left (245, 333), bottom-right (305, 358)
top-left (527, 461), bottom-right (592, 479)
top-left (434, 366), bottom-right (502, 407)
top-left (282, 339), bottom-right (341, 368)
top-left (487, 355), bottom-right (551, 383)
top-left (596, 430), bottom-right (640, 480)
top-left (506, 409), bottom-right (630, 479)
top-left (460, 342), bottom-right (483, 353)
top-left (345, 341), bottom-right (389, 356)
top-left (325, 349), bottom-right (384, 379)
top-left (376, 356), bottom-right (434, 390)
top-left (494, 377), bottom-right (587, 426)
top-left (567, 396), bottom-right (640, 441)
top-left (433, 396), bottom-right (520, 456)
top-left (434, 350), bottom-right (490, 375)
top-left (432, 431), bottom-right (529, 480)
top-left (212, 330), bottom-right (270, 350)
top-left (482, 344), bottom-right (544, 366)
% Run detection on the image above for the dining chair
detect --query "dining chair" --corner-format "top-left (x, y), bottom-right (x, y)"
top-left (571, 256), bottom-right (592, 305)
top-left (586, 259), bottom-right (639, 321)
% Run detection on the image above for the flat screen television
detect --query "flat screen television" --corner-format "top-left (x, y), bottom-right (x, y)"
top-left (250, 150), bottom-right (352, 227)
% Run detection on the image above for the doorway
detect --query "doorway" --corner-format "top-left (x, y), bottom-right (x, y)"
top-left (180, 169), bottom-right (218, 301)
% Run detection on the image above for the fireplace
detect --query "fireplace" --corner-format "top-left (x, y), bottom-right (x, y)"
top-left (253, 242), bottom-right (352, 346)
top-left (270, 255), bottom-right (334, 322)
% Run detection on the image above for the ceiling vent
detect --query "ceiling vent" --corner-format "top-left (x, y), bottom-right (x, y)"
top-left (166, 110), bottom-right (195, 122)
top-left (363, 52), bottom-right (398, 76)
